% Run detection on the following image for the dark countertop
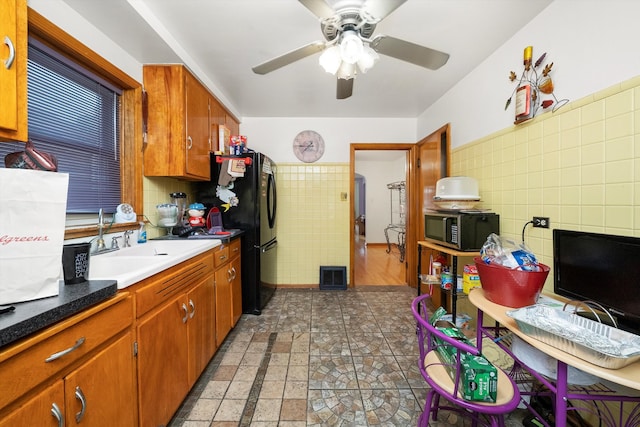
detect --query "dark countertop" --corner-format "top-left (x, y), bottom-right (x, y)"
top-left (153, 228), bottom-right (244, 244)
top-left (0, 280), bottom-right (117, 349)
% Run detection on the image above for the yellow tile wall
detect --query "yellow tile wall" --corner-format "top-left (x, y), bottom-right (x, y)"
top-left (142, 176), bottom-right (193, 239)
top-left (276, 163), bottom-right (351, 286)
top-left (451, 75), bottom-right (640, 291)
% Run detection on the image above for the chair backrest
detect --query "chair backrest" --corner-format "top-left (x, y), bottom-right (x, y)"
top-left (411, 293), bottom-right (482, 398)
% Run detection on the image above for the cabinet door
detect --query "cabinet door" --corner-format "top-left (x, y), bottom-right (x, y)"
top-left (0, 0), bottom-right (28, 141)
top-left (185, 72), bottom-right (211, 179)
top-left (0, 380), bottom-right (64, 427)
top-left (187, 275), bottom-right (216, 385)
top-left (230, 256), bottom-right (242, 326)
top-left (64, 332), bottom-right (136, 427)
top-left (137, 294), bottom-right (189, 427)
top-left (215, 267), bottom-right (232, 347)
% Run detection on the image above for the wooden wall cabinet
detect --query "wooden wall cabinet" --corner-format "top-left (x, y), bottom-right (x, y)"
top-left (134, 250), bottom-right (215, 427)
top-left (0, 0), bottom-right (28, 142)
top-left (0, 294), bottom-right (136, 426)
top-left (142, 65), bottom-right (211, 180)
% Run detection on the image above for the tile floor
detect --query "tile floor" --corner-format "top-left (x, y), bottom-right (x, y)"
top-left (168, 286), bottom-right (527, 426)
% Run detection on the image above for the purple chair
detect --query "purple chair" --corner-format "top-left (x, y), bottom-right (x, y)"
top-left (411, 294), bottom-right (521, 427)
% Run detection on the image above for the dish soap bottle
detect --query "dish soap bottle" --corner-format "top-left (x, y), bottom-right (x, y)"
top-left (137, 221), bottom-right (147, 244)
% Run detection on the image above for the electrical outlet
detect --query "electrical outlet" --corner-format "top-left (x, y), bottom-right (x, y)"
top-left (533, 216), bottom-right (550, 228)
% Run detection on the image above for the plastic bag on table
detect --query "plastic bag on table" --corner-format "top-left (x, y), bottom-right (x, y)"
top-left (480, 233), bottom-right (540, 271)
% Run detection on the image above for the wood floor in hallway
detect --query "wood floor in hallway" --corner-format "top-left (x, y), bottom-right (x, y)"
top-left (354, 236), bottom-right (406, 285)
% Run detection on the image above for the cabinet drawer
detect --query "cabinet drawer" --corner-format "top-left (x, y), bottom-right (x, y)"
top-left (229, 238), bottom-right (241, 260)
top-left (0, 294), bottom-right (132, 410)
top-left (213, 245), bottom-right (230, 268)
top-left (136, 252), bottom-right (213, 317)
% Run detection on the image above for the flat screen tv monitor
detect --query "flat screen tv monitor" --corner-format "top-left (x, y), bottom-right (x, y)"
top-left (553, 229), bottom-right (640, 335)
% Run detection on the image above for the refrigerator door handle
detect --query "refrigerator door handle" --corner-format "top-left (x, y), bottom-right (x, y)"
top-left (261, 239), bottom-right (277, 252)
top-left (267, 172), bottom-right (277, 229)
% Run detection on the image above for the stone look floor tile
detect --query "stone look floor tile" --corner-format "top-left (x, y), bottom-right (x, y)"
top-left (280, 398), bottom-right (307, 421)
top-left (225, 381), bottom-right (253, 400)
top-left (252, 398), bottom-right (283, 421)
top-left (213, 399), bottom-right (247, 422)
top-left (259, 380), bottom-right (285, 399)
top-left (169, 287), bottom-right (528, 427)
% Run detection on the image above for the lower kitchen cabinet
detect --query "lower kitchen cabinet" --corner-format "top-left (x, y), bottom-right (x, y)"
top-left (214, 237), bottom-right (242, 347)
top-left (137, 293), bottom-right (190, 427)
top-left (0, 294), bottom-right (135, 426)
top-left (214, 246), bottom-right (233, 347)
top-left (0, 380), bottom-right (64, 427)
top-left (63, 332), bottom-right (136, 426)
top-left (229, 239), bottom-right (242, 326)
top-left (134, 250), bottom-right (216, 427)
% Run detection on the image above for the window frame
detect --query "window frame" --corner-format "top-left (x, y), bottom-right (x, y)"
top-left (28, 7), bottom-right (143, 240)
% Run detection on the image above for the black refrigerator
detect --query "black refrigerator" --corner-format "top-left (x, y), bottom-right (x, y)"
top-left (196, 152), bottom-right (277, 315)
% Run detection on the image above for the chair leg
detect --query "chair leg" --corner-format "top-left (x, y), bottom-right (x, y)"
top-left (431, 393), bottom-right (441, 421)
top-left (421, 389), bottom-right (436, 427)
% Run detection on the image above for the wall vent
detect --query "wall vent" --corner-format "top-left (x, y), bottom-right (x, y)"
top-left (319, 266), bottom-right (347, 290)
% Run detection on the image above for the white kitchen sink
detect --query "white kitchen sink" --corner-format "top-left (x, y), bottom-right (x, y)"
top-left (89, 239), bottom-right (220, 289)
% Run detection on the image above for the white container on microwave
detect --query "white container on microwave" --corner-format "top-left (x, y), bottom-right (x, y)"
top-left (435, 176), bottom-right (479, 200)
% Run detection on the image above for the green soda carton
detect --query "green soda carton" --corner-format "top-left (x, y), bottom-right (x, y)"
top-left (429, 307), bottom-right (498, 402)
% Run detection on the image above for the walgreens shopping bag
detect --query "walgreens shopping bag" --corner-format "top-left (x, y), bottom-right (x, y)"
top-left (0, 168), bottom-right (69, 305)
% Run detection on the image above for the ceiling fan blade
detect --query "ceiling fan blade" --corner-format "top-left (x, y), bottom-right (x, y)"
top-left (362, 0), bottom-right (407, 22)
top-left (370, 35), bottom-right (450, 70)
top-left (298, 0), bottom-right (335, 19)
top-left (252, 41), bottom-right (325, 75)
top-left (337, 78), bottom-right (353, 99)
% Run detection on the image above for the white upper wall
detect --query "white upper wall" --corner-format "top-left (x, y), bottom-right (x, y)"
top-left (418, 0), bottom-right (640, 149)
top-left (240, 118), bottom-right (417, 163)
top-left (29, 0), bottom-right (143, 83)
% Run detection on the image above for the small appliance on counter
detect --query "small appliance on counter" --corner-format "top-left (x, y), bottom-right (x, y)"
top-left (431, 176), bottom-right (481, 211)
top-left (424, 211), bottom-right (499, 251)
top-left (425, 176), bottom-right (499, 251)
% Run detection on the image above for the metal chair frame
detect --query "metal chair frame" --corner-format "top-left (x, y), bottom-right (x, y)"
top-left (411, 294), bottom-right (521, 427)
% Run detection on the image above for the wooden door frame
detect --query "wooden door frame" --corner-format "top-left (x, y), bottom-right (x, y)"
top-left (349, 143), bottom-right (418, 289)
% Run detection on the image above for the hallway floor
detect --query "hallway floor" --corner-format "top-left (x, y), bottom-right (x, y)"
top-left (168, 286), bottom-right (527, 426)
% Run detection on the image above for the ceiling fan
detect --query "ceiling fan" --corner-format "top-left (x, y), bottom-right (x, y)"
top-left (252, 0), bottom-right (450, 99)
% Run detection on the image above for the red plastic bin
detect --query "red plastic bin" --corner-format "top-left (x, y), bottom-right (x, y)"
top-left (474, 257), bottom-right (550, 308)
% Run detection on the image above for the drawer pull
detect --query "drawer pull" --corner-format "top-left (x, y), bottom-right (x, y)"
top-left (45, 337), bottom-right (86, 362)
top-left (181, 303), bottom-right (189, 323)
top-left (219, 254), bottom-right (227, 262)
top-left (51, 402), bottom-right (64, 427)
top-left (75, 386), bottom-right (86, 423)
top-left (189, 299), bottom-right (195, 319)
top-left (4, 36), bottom-right (15, 69)
top-left (231, 267), bottom-right (237, 280)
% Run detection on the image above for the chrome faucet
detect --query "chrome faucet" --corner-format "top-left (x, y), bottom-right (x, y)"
top-left (95, 208), bottom-right (107, 252)
top-left (123, 230), bottom-right (133, 248)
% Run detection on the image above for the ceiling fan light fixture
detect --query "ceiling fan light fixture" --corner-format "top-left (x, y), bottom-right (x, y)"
top-left (357, 44), bottom-right (379, 73)
top-left (336, 61), bottom-right (356, 80)
top-left (339, 30), bottom-right (364, 64)
top-left (319, 45), bottom-right (342, 74)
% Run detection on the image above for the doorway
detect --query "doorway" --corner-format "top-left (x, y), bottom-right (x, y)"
top-left (350, 143), bottom-right (415, 287)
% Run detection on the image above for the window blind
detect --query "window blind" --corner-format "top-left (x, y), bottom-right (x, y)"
top-left (0, 38), bottom-right (122, 214)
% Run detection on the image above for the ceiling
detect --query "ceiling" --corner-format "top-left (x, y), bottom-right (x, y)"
top-left (59, 0), bottom-right (553, 119)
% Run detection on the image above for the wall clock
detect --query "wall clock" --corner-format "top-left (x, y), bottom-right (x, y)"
top-left (293, 130), bottom-right (325, 163)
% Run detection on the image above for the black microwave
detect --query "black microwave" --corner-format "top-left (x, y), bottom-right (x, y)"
top-left (424, 211), bottom-right (499, 251)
